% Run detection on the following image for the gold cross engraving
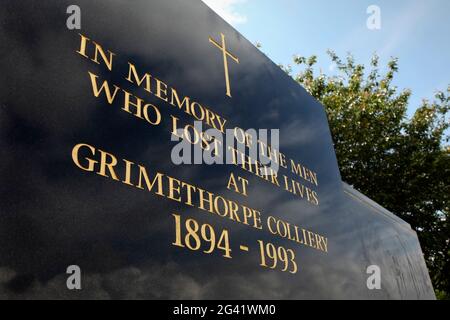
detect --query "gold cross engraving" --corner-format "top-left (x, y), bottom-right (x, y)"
top-left (209, 33), bottom-right (239, 98)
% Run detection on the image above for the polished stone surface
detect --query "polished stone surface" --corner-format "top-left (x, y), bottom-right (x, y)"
top-left (0, 0), bottom-right (435, 299)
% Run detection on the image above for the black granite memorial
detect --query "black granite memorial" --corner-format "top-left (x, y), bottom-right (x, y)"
top-left (0, 0), bottom-right (435, 299)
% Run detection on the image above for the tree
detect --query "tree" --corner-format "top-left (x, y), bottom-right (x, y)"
top-left (283, 51), bottom-right (449, 298)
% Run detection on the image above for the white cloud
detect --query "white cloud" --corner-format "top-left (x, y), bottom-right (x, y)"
top-left (329, 63), bottom-right (337, 72)
top-left (202, 0), bottom-right (248, 25)
top-left (379, 1), bottom-right (433, 58)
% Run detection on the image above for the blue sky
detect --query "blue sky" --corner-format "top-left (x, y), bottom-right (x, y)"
top-left (202, 0), bottom-right (450, 116)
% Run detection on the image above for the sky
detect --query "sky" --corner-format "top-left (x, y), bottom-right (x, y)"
top-left (202, 0), bottom-right (450, 116)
